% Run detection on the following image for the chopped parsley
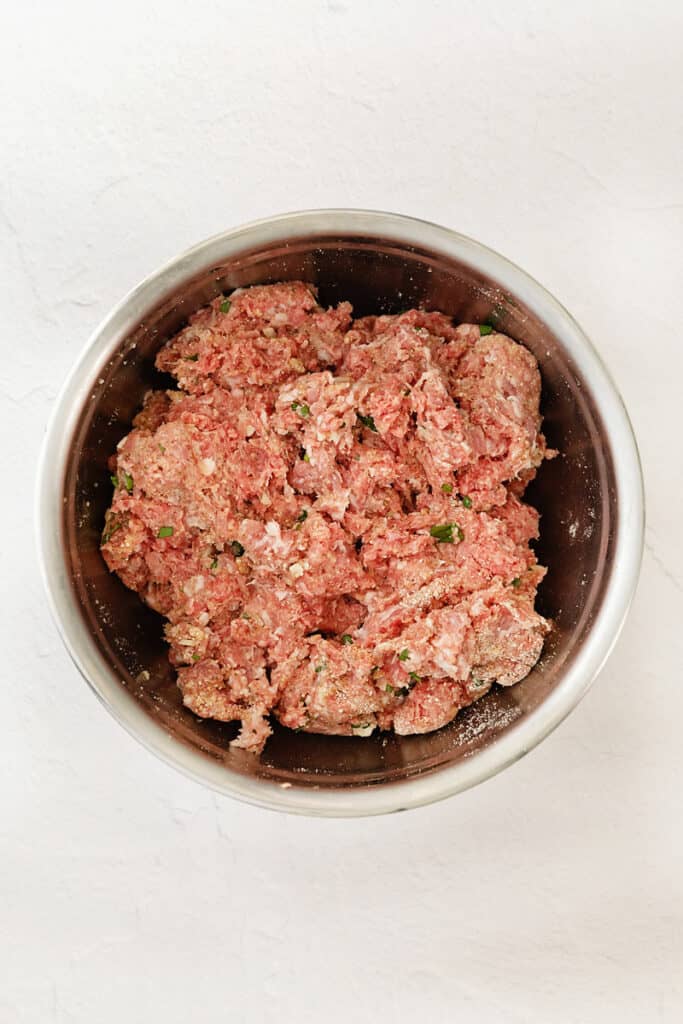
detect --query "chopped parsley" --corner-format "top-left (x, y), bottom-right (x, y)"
top-left (429, 522), bottom-right (464, 544)
top-left (296, 509), bottom-right (308, 524)
top-left (210, 557), bottom-right (219, 571)
top-left (191, 654), bottom-right (201, 662)
top-left (385, 683), bottom-right (394, 694)
top-left (441, 482), bottom-right (453, 494)
top-left (219, 298), bottom-right (231, 313)
top-left (184, 353), bottom-right (199, 362)
top-left (102, 514), bottom-right (124, 544)
top-left (302, 452), bottom-right (310, 463)
top-left (460, 494), bottom-right (473, 509)
top-left (398, 648), bottom-right (410, 662)
top-left (230, 540), bottom-right (245, 557)
top-left (511, 577), bottom-right (521, 588)
top-left (356, 411), bottom-right (378, 432)
top-left (291, 400), bottom-right (310, 417)
top-left (479, 324), bottom-right (494, 336)
top-left (110, 472), bottom-right (133, 493)
top-left (314, 662), bottom-right (327, 674)
top-left (341, 634), bottom-right (353, 645)
top-left (157, 526), bottom-right (174, 538)
top-left (158, 444), bottom-right (166, 454)
top-left (408, 671), bottom-right (421, 684)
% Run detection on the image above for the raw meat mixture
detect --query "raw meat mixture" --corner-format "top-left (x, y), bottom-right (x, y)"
top-left (102, 282), bottom-right (553, 753)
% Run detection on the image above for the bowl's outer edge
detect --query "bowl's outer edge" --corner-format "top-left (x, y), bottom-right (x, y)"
top-left (35, 209), bottom-right (645, 816)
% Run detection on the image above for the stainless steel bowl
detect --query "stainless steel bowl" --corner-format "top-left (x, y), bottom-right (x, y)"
top-left (36, 210), bottom-right (644, 816)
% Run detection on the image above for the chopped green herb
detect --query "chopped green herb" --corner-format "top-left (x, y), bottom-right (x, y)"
top-left (479, 324), bottom-right (494, 336)
top-left (430, 522), bottom-right (455, 543)
top-left (230, 540), bottom-right (245, 557)
top-left (429, 522), bottom-right (465, 544)
top-left (158, 526), bottom-right (174, 538)
top-left (296, 509), bottom-right (308, 524)
top-left (314, 662), bottom-right (327, 674)
top-left (341, 634), bottom-right (353, 645)
top-left (184, 353), bottom-right (199, 362)
top-left (408, 671), bottom-right (421, 684)
top-left (385, 683), bottom-right (394, 694)
top-left (291, 400), bottom-right (310, 417)
top-left (356, 411), bottom-right (378, 432)
top-left (158, 444), bottom-right (166, 454)
top-left (219, 298), bottom-right (231, 313)
top-left (470, 675), bottom-right (487, 689)
top-left (191, 654), bottom-right (201, 662)
top-left (511, 577), bottom-right (521, 588)
top-left (441, 482), bottom-right (453, 494)
top-left (102, 514), bottom-right (124, 544)
top-left (398, 648), bottom-right (410, 662)
top-left (210, 557), bottom-right (219, 571)
top-left (460, 494), bottom-right (473, 509)
top-left (111, 472), bottom-right (133, 492)
top-left (302, 452), bottom-right (310, 463)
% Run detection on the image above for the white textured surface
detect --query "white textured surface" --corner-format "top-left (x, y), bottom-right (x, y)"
top-left (3, 1), bottom-right (682, 1020)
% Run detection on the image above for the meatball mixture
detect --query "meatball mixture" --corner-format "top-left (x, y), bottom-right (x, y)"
top-left (102, 282), bottom-right (553, 753)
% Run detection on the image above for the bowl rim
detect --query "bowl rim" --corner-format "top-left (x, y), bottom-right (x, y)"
top-left (35, 208), bottom-right (645, 816)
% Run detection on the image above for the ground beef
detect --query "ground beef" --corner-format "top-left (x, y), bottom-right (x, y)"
top-left (102, 282), bottom-right (554, 753)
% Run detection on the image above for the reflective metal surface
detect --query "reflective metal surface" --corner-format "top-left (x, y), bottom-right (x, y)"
top-left (36, 210), bottom-right (644, 815)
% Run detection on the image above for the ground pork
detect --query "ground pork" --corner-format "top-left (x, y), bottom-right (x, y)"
top-left (102, 282), bottom-right (553, 752)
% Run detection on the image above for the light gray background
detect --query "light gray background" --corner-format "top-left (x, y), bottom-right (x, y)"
top-left (3, 1), bottom-right (682, 1021)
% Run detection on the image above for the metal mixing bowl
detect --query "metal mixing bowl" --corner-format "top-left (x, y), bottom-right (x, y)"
top-left (36, 210), bottom-right (644, 816)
